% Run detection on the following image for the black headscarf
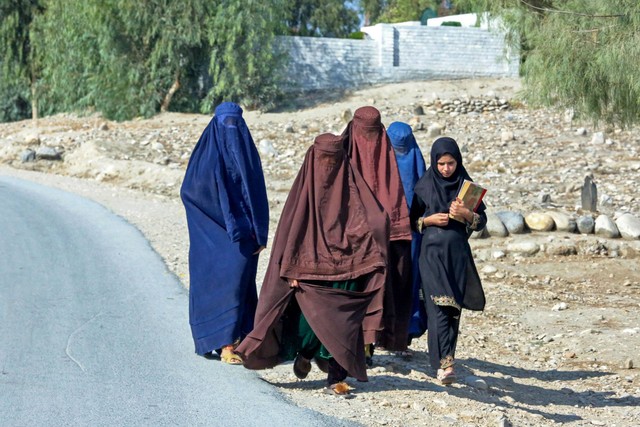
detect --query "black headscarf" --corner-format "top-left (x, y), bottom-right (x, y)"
top-left (414, 137), bottom-right (485, 216)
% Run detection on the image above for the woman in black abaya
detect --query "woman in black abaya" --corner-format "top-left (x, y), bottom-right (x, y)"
top-left (410, 137), bottom-right (487, 384)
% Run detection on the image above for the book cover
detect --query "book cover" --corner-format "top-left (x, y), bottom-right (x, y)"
top-left (449, 179), bottom-right (487, 223)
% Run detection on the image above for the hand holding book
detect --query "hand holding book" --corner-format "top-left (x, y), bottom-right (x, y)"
top-left (449, 180), bottom-right (487, 223)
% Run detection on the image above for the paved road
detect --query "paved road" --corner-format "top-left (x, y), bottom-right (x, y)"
top-left (0, 176), bottom-right (353, 427)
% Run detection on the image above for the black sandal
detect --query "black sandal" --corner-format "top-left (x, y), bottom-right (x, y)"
top-left (293, 354), bottom-right (312, 379)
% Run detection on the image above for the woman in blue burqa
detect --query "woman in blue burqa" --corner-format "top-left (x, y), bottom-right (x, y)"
top-left (387, 122), bottom-right (428, 350)
top-left (410, 136), bottom-right (486, 384)
top-left (180, 102), bottom-right (269, 364)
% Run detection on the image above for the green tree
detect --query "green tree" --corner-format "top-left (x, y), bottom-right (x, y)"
top-left (377, 0), bottom-right (436, 23)
top-left (205, 0), bottom-right (287, 111)
top-left (31, 0), bottom-right (285, 121)
top-left (360, 0), bottom-right (386, 26)
top-left (0, 0), bottom-right (44, 121)
top-left (285, 0), bottom-right (359, 37)
top-left (457, 0), bottom-right (640, 127)
top-left (35, 0), bottom-right (214, 121)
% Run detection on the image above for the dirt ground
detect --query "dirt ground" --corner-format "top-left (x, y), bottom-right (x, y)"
top-left (1, 77), bottom-right (639, 426)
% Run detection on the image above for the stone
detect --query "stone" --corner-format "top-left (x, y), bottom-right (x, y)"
top-left (492, 250), bottom-right (506, 259)
top-left (616, 213), bottom-right (640, 239)
top-left (341, 109), bottom-right (352, 122)
top-left (486, 212), bottom-right (509, 237)
top-left (591, 131), bottom-right (605, 144)
top-left (24, 133), bottom-right (40, 144)
top-left (500, 131), bottom-right (515, 143)
top-left (427, 123), bottom-right (444, 137)
top-left (465, 375), bottom-right (489, 390)
top-left (594, 215), bottom-right (620, 238)
top-left (496, 211), bottom-right (526, 234)
top-left (408, 116), bottom-right (423, 131)
top-left (547, 211), bottom-right (576, 233)
top-left (581, 175), bottom-right (597, 212)
top-left (506, 241), bottom-right (540, 256)
top-left (623, 358), bottom-right (633, 369)
top-left (576, 215), bottom-right (595, 234)
top-left (20, 149), bottom-right (36, 163)
top-left (525, 212), bottom-right (555, 232)
top-left (552, 302), bottom-right (568, 311)
top-left (35, 146), bottom-right (62, 160)
top-left (575, 127), bottom-right (587, 136)
top-left (258, 139), bottom-right (277, 157)
top-left (469, 227), bottom-right (488, 239)
top-left (413, 105), bottom-right (424, 115)
top-left (481, 265), bottom-right (498, 274)
top-left (546, 243), bottom-right (577, 256)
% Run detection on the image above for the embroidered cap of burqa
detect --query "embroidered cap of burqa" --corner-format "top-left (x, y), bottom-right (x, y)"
top-left (236, 133), bottom-right (389, 381)
top-left (180, 102), bottom-right (269, 355)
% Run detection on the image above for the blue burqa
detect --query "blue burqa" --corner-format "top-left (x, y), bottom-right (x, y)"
top-left (387, 122), bottom-right (427, 341)
top-left (180, 102), bottom-right (269, 355)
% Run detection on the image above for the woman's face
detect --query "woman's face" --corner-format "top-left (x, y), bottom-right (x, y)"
top-left (436, 153), bottom-right (457, 178)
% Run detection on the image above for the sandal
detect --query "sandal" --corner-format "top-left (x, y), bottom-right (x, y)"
top-left (324, 381), bottom-right (354, 398)
top-left (437, 368), bottom-right (457, 385)
top-left (364, 344), bottom-right (374, 368)
top-left (220, 345), bottom-right (243, 365)
top-left (293, 354), bottom-right (312, 379)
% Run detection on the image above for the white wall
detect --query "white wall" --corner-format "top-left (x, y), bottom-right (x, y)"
top-left (278, 21), bottom-right (519, 92)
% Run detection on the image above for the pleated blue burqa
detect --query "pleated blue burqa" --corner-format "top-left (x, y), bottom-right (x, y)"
top-left (387, 122), bottom-right (428, 341)
top-left (180, 102), bottom-right (269, 355)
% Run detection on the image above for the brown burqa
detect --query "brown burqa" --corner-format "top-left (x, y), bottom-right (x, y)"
top-left (342, 106), bottom-right (413, 350)
top-left (235, 133), bottom-right (389, 381)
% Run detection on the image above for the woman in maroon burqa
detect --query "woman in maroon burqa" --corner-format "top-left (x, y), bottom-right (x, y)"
top-left (236, 133), bottom-right (389, 395)
top-left (342, 106), bottom-right (413, 359)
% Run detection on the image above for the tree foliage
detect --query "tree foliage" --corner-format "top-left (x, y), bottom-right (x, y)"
top-left (0, 0), bottom-right (44, 121)
top-left (457, 0), bottom-right (640, 127)
top-left (370, 0), bottom-right (442, 24)
top-left (1, 0), bottom-right (286, 122)
top-left (360, 0), bottom-right (385, 26)
top-left (285, 0), bottom-right (359, 37)
top-left (205, 0), bottom-right (287, 111)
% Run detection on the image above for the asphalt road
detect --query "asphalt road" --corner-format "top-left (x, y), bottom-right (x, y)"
top-left (0, 175), bottom-right (353, 427)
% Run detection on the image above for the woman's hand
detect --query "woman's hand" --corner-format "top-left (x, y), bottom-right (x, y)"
top-left (449, 198), bottom-right (473, 223)
top-left (425, 213), bottom-right (450, 227)
top-left (288, 279), bottom-right (300, 288)
top-left (252, 245), bottom-right (266, 255)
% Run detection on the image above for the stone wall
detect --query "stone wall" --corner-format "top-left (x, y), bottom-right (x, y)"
top-left (278, 22), bottom-right (519, 92)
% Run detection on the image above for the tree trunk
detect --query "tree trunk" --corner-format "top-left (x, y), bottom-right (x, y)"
top-left (31, 71), bottom-right (39, 120)
top-left (161, 71), bottom-right (181, 113)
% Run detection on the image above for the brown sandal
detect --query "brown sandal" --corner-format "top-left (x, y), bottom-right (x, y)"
top-left (437, 368), bottom-right (457, 385)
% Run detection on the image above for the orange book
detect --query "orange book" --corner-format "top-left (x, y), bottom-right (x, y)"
top-left (449, 179), bottom-right (487, 223)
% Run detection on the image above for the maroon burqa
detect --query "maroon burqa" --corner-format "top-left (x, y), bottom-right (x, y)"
top-left (235, 133), bottom-right (389, 381)
top-left (343, 106), bottom-right (413, 350)
top-left (343, 106), bottom-right (411, 241)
